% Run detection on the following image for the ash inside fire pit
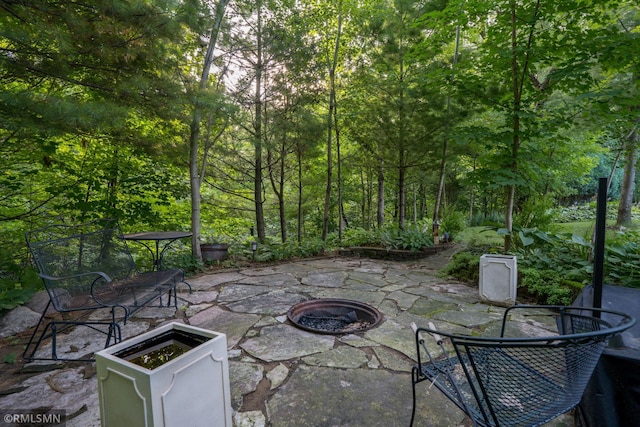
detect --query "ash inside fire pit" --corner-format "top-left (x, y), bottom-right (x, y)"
top-left (288, 299), bottom-right (382, 335)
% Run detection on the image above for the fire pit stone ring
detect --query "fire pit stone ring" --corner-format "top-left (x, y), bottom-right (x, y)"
top-left (287, 298), bottom-right (383, 335)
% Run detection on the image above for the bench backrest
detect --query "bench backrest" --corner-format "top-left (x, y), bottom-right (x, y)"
top-left (26, 219), bottom-right (137, 312)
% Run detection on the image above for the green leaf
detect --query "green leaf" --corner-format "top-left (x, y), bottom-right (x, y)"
top-left (519, 231), bottom-right (535, 246)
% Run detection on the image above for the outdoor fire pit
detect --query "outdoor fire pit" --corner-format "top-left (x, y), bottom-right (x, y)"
top-left (287, 298), bottom-right (383, 335)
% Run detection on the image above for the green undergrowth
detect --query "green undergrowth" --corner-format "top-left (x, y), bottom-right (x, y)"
top-left (441, 227), bottom-right (640, 305)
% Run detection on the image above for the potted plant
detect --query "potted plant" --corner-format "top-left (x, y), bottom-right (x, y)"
top-left (200, 233), bottom-right (230, 262)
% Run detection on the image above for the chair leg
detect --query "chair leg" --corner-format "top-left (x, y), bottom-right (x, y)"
top-left (410, 366), bottom-right (419, 427)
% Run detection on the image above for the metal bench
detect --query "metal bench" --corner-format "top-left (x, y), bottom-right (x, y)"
top-left (23, 218), bottom-right (189, 362)
top-left (410, 305), bottom-right (635, 427)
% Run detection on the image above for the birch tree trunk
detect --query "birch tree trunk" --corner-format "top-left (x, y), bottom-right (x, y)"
top-left (189, 0), bottom-right (230, 260)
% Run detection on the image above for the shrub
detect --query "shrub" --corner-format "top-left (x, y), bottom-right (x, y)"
top-left (251, 238), bottom-right (327, 262)
top-left (380, 225), bottom-right (433, 251)
top-left (469, 211), bottom-right (504, 227)
top-left (518, 267), bottom-right (584, 305)
top-left (438, 251), bottom-right (480, 284)
top-left (514, 194), bottom-right (557, 230)
top-left (332, 228), bottom-right (379, 248)
top-left (0, 269), bottom-right (40, 311)
top-left (440, 211), bottom-right (466, 240)
top-left (605, 230), bottom-right (640, 288)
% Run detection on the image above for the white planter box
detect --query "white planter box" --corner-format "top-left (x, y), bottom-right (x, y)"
top-left (95, 322), bottom-right (232, 427)
top-left (479, 254), bottom-right (517, 306)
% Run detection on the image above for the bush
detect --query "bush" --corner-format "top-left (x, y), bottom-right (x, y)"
top-left (252, 238), bottom-right (327, 262)
top-left (0, 269), bottom-right (40, 311)
top-left (606, 230), bottom-right (640, 287)
top-left (380, 225), bottom-right (433, 251)
top-left (518, 267), bottom-right (584, 305)
top-left (331, 228), bottom-right (379, 248)
top-left (469, 211), bottom-right (504, 227)
top-left (514, 194), bottom-right (557, 230)
top-left (438, 251), bottom-right (480, 284)
top-left (440, 211), bottom-right (466, 240)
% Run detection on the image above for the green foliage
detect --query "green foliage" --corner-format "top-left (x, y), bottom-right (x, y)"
top-left (439, 211), bottom-right (466, 240)
top-left (469, 211), bottom-right (505, 227)
top-left (330, 224), bottom-right (434, 252)
top-left (163, 252), bottom-right (205, 275)
top-left (252, 238), bottom-right (327, 262)
top-left (606, 231), bottom-right (640, 288)
top-left (0, 269), bottom-right (40, 312)
top-left (379, 225), bottom-right (434, 251)
top-left (555, 202), bottom-right (640, 223)
top-left (444, 225), bottom-right (640, 305)
top-left (519, 268), bottom-right (583, 305)
top-left (332, 228), bottom-right (379, 248)
top-left (438, 251), bottom-right (480, 284)
top-left (514, 195), bottom-right (557, 230)
top-left (516, 227), bottom-right (640, 289)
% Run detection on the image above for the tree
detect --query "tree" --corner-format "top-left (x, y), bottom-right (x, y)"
top-left (0, 0), bottom-right (198, 225)
top-left (188, 0), bottom-right (231, 259)
top-left (321, 3), bottom-right (344, 241)
top-left (442, 0), bottom-right (630, 251)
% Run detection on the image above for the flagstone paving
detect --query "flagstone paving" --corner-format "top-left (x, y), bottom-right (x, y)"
top-left (0, 247), bottom-right (572, 426)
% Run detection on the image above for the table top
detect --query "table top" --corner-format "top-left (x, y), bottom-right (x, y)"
top-left (123, 231), bottom-right (193, 241)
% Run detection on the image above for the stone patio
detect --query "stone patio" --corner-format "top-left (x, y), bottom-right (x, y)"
top-left (0, 247), bottom-right (573, 426)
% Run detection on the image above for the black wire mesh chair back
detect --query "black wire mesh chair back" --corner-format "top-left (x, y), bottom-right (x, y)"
top-left (411, 305), bottom-right (635, 427)
top-left (27, 218), bottom-right (137, 312)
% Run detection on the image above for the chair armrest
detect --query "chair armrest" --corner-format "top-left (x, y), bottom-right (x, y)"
top-left (412, 322), bottom-right (444, 345)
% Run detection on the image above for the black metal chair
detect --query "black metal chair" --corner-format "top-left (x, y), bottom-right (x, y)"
top-left (410, 305), bottom-right (635, 427)
top-left (24, 219), bottom-right (188, 362)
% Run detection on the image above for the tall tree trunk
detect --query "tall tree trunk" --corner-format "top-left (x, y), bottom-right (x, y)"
top-left (189, 0), bottom-right (229, 260)
top-left (397, 56), bottom-right (406, 229)
top-left (267, 133), bottom-right (288, 243)
top-left (335, 91), bottom-right (345, 240)
top-left (322, 10), bottom-right (342, 240)
top-left (377, 156), bottom-right (385, 228)
top-left (254, 0), bottom-right (266, 243)
top-left (398, 151), bottom-right (406, 229)
top-left (617, 123), bottom-right (639, 227)
top-left (469, 156), bottom-right (476, 222)
top-left (297, 145), bottom-right (303, 242)
top-left (434, 142), bottom-right (447, 223)
top-left (504, 0), bottom-right (540, 253)
top-left (434, 24), bottom-right (460, 224)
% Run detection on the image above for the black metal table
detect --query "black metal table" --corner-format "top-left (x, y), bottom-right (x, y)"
top-left (123, 231), bottom-right (192, 271)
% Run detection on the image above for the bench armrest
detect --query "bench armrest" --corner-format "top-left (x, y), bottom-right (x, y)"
top-left (38, 271), bottom-right (113, 283)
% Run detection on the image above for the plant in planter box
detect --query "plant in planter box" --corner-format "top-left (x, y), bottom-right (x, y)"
top-left (200, 233), bottom-right (231, 262)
